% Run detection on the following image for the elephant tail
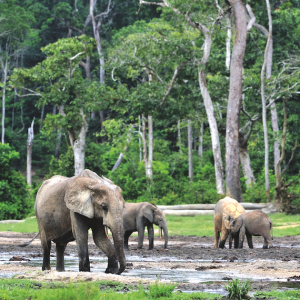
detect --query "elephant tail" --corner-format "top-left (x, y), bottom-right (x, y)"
top-left (270, 220), bottom-right (273, 240)
top-left (18, 232), bottom-right (40, 247)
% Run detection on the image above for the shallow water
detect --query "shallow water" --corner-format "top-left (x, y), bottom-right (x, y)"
top-left (1, 252), bottom-right (299, 295)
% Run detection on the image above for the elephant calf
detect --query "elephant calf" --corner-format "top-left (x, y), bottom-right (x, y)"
top-left (229, 210), bottom-right (273, 249)
top-left (214, 197), bottom-right (246, 249)
top-left (123, 202), bottom-right (168, 250)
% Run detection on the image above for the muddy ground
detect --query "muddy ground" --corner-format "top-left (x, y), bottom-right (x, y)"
top-left (1, 232), bottom-right (300, 295)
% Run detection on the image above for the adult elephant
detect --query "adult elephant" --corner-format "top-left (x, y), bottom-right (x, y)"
top-left (35, 169), bottom-right (126, 274)
top-left (123, 202), bottom-right (168, 250)
top-left (214, 197), bottom-right (246, 249)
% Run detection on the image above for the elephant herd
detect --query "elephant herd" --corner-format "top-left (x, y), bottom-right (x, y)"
top-left (32, 170), bottom-right (272, 275)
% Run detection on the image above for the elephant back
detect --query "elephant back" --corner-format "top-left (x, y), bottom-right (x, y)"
top-left (214, 197), bottom-right (246, 229)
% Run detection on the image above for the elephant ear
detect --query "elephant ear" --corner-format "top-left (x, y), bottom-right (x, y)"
top-left (65, 177), bottom-right (99, 219)
top-left (142, 204), bottom-right (154, 223)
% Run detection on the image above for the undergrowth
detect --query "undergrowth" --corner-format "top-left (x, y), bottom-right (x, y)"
top-left (225, 279), bottom-right (251, 300)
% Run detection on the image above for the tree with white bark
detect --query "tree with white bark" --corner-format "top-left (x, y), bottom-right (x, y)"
top-left (11, 36), bottom-right (104, 175)
top-left (225, 0), bottom-right (247, 202)
top-left (114, 0), bottom-right (229, 194)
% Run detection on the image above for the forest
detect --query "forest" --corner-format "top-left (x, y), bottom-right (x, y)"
top-left (1, 0), bottom-right (300, 220)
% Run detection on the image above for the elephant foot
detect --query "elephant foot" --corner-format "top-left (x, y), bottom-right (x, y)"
top-left (105, 267), bottom-right (119, 274)
top-left (56, 267), bottom-right (65, 272)
top-left (148, 247), bottom-right (156, 251)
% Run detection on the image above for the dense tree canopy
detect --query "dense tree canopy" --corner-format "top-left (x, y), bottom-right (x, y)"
top-left (1, 0), bottom-right (300, 219)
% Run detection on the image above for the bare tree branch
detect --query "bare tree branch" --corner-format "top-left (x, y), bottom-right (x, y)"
top-left (160, 62), bottom-right (185, 106)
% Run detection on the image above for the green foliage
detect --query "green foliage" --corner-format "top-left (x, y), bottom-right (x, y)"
top-left (243, 170), bottom-right (277, 203)
top-left (225, 279), bottom-right (251, 300)
top-left (0, 144), bottom-right (33, 220)
top-left (142, 281), bottom-right (177, 299)
top-left (0, 279), bottom-right (221, 300)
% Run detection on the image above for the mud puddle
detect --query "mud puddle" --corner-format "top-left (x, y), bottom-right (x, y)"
top-left (1, 233), bottom-right (300, 295)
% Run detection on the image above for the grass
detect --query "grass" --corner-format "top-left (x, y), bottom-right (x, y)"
top-left (165, 213), bottom-right (300, 237)
top-left (0, 217), bottom-right (38, 233)
top-left (0, 279), bottom-right (221, 300)
top-left (0, 213), bottom-right (299, 237)
top-left (254, 289), bottom-right (300, 299)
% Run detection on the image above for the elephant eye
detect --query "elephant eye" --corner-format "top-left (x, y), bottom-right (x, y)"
top-left (101, 204), bottom-right (108, 211)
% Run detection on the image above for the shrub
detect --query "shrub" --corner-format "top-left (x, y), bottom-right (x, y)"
top-left (0, 144), bottom-right (33, 220)
top-left (143, 281), bottom-right (177, 299)
top-left (225, 279), bottom-right (251, 300)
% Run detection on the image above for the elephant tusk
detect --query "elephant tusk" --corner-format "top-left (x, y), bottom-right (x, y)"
top-left (105, 226), bottom-right (109, 239)
top-left (159, 228), bottom-right (163, 241)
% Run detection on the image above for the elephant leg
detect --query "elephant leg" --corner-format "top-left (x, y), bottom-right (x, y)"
top-left (214, 228), bottom-right (220, 248)
top-left (41, 231), bottom-right (51, 271)
top-left (56, 243), bottom-right (67, 271)
top-left (137, 219), bottom-right (145, 249)
top-left (234, 234), bottom-right (239, 249)
top-left (246, 233), bottom-right (253, 249)
top-left (147, 224), bottom-right (154, 250)
top-left (71, 212), bottom-right (90, 272)
top-left (124, 230), bottom-right (132, 250)
top-left (229, 234), bottom-right (233, 249)
top-left (219, 227), bottom-right (228, 249)
top-left (264, 233), bottom-right (273, 248)
top-left (92, 223), bottom-right (119, 274)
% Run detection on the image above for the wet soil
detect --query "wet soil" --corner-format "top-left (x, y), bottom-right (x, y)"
top-left (1, 232), bottom-right (300, 295)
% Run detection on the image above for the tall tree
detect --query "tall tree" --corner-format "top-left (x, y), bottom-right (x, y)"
top-left (225, 0), bottom-right (247, 202)
top-left (260, 0), bottom-right (273, 201)
top-left (11, 36), bottom-right (102, 175)
top-left (0, 0), bottom-right (34, 143)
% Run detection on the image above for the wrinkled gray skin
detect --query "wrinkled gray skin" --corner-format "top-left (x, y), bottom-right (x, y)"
top-left (35, 169), bottom-right (126, 274)
top-left (123, 202), bottom-right (168, 250)
top-left (229, 210), bottom-right (273, 249)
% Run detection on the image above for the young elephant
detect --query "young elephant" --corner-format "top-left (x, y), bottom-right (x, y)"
top-left (123, 202), bottom-right (168, 250)
top-left (229, 210), bottom-right (273, 249)
top-left (214, 197), bottom-right (246, 249)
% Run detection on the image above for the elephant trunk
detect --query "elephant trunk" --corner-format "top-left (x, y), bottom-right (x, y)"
top-left (111, 223), bottom-right (126, 274)
top-left (162, 223), bottom-right (168, 249)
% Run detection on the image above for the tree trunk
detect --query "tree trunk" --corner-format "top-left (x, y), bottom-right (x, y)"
top-left (1, 57), bottom-right (8, 144)
top-left (139, 115), bottom-right (142, 161)
top-left (239, 146), bottom-right (255, 188)
top-left (198, 70), bottom-right (224, 194)
top-left (142, 114), bottom-right (147, 176)
top-left (226, 14), bottom-right (232, 70)
top-left (198, 122), bottom-right (203, 157)
top-left (178, 120), bottom-right (182, 153)
top-left (55, 129), bottom-right (62, 160)
top-left (146, 116), bottom-right (153, 179)
top-left (188, 120), bottom-right (193, 181)
top-left (261, 0), bottom-right (272, 201)
top-left (250, 3), bottom-right (280, 177)
top-left (27, 119), bottom-right (34, 186)
top-left (186, 13), bottom-right (225, 194)
top-left (40, 105), bottom-right (45, 132)
top-left (226, 0), bottom-right (247, 202)
top-left (70, 109), bottom-right (88, 176)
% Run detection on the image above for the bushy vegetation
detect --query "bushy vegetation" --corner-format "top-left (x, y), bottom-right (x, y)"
top-left (225, 279), bottom-right (251, 300)
top-left (0, 144), bottom-right (33, 220)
